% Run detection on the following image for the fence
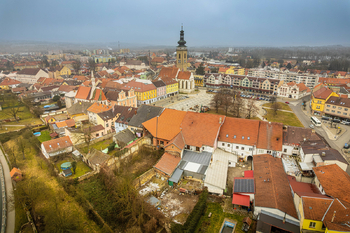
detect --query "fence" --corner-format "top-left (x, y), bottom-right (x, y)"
top-left (133, 168), bottom-right (156, 189)
top-left (0, 162), bottom-right (6, 233)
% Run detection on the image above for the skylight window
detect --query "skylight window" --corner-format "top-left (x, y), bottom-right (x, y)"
top-left (242, 136), bottom-right (244, 139)
top-left (248, 137), bottom-right (250, 140)
top-left (233, 135), bottom-right (236, 139)
top-left (226, 134), bottom-right (228, 138)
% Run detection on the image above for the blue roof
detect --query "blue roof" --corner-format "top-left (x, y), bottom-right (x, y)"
top-left (169, 168), bottom-right (183, 183)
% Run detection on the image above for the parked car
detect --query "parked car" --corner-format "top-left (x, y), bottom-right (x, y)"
top-left (344, 143), bottom-right (350, 149)
top-left (333, 118), bottom-right (341, 123)
top-left (341, 120), bottom-right (350, 125)
top-left (322, 116), bottom-right (332, 121)
top-left (285, 101), bottom-right (290, 104)
top-left (309, 124), bottom-right (314, 129)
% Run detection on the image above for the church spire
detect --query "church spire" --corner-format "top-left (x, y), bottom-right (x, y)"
top-left (177, 24), bottom-right (186, 47)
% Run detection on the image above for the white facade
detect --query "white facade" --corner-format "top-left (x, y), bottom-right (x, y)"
top-left (16, 69), bottom-right (49, 84)
top-left (41, 143), bottom-right (73, 159)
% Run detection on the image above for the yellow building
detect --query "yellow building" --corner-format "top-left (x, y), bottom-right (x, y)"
top-left (194, 75), bottom-right (204, 87)
top-left (59, 66), bottom-right (71, 76)
top-left (311, 87), bottom-right (339, 115)
top-left (176, 26), bottom-right (188, 71)
top-left (225, 67), bottom-right (245, 75)
top-left (122, 80), bottom-right (157, 105)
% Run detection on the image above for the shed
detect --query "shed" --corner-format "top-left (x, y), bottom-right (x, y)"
top-left (10, 167), bottom-right (23, 182)
top-left (146, 195), bottom-right (161, 207)
top-left (62, 168), bottom-right (72, 177)
top-left (168, 168), bottom-right (184, 186)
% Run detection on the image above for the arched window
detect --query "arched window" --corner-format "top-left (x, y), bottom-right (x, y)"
top-left (179, 54), bottom-right (181, 59)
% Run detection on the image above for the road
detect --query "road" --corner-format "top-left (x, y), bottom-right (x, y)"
top-left (288, 96), bottom-right (350, 162)
top-left (0, 148), bottom-right (15, 233)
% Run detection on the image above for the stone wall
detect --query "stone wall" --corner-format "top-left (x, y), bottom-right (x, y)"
top-left (133, 168), bottom-right (156, 189)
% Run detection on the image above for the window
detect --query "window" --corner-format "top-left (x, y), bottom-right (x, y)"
top-left (178, 54), bottom-right (181, 59)
top-left (241, 147), bottom-right (245, 150)
top-left (234, 135), bottom-right (236, 139)
top-left (284, 148), bottom-right (287, 152)
top-left (222, 143), bottom-right (225, 146)
top-left (338, 107), bottom-right (342, 110)
top-left (309, 222), bottom-right (316, 228)
top-left (333, 106), bottom-right (336, 109)
top-left (236, 146), bottom-right (239, 149)
top-left (338, 111), bottom-right (341, 114)
top-left (344, 113), bottom-right (347, 115)
top-left (326, 105), bottom-right (330, 107)
top-left (326, 109), bottom-right (329, 111)
top-left (242, 136), bottom-right (244, 139)
top-left (106, 123), bottom-right (109, 127)
top-left (345, 108), bottom-right (348, 111)
top-left (332, 110), bottom-right (335, 113)
top-left (227, 144), bottom-right (230, 147)
top-left (196, 147), bottom-right (200, 152)
top-left (249, 148), bottom-right (253, 151)
top-left (186, 145), bottom-right (190, 149)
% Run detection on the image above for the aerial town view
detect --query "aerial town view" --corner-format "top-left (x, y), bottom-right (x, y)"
top-left (0, 1), bottom-right (350, 233)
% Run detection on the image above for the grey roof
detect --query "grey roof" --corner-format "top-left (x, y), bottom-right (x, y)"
top-left (234, 178), bottom-right (255, 193)
top-left (113, 128), bottom-right (136, 145)
top-left (86, 148), bottom-right (111, 166)
top-left (146, 196), bottom-right (161, 207)
top-left (67, 102), bottom-right (93, 115)
top-left (62, 168), bottom-right (72, 175)
top-left (97, 108), bottom-right (115, 121)
top-left (181, 150), bottom-right (212, 165)
top-left (169, 168), bottom-right (184, 183)
top-left (257, 212), bottom-right (299, 233)
top-left (128, 105), bottom-right (164, 128)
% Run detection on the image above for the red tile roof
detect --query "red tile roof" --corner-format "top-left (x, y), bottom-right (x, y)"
top-left (181, 112), bottom-right (224, 147)
top-left (165, 131), bottom-right (185, 151)
top-left (232, 193), bottom-right (250, 207)
top-left (218, 117), bottom-right (260, 146)
top-left (297, 82), bottom-right (310, 92)
top-left (288, 175), bottom-right (325, 198)
top-left (42, 136), bottom-right (73, 153)
top-left (122, 80), bottom-right (156, 93)
top-left (177, 71), bottom-right (191, 80)
top-left (302, 197), bottom-right (334, 221)
top-left (154, 152), bottom-right (181, 176)
top-left (142, 109), bottom-right (186, 141)
top-left (10, 167), bottom-right (22, 178)
top-left (313, 87), bottom-right (334, 100)
top-left (0, 78), bottom-right (21, 86)
top-left (87, 102), bottom-right (111, 114)
top-left (157, 66), bottom-right (179, 80)
top-left (254, 154), bottom-right (298, 219)
top-left (313, 164), bottom-right (350, 202)
top-left (75, 86), bottom-right (91, 100)
top-left (257, 121), bottom-right (283, 151)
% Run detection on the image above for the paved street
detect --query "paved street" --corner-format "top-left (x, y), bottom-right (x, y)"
top-left (0, 148), bottom-right (15, 233)
top-left (288, 96), bottom-right (350, 162)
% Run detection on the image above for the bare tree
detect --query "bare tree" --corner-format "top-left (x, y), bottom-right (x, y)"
top-left (88, 58), bottom-right (97, 73)
top-left (246, 99), bottom-right (259, 119)
top-left (17, 137), bottom-right (27, 160)
top-left (220, 89), bottom-right (232, 116)
top-left (231, 94), bottom-right (244, 118)
top-left (210, 91), bottom-right (222, 113)
top-left (270, 96), bottom-right (281, 116)
top-left (72, 59), bottom-right (81, 74)
top-left (3, 94), bottom-right (21, 122)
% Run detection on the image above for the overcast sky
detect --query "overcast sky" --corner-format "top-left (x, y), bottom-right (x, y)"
top-left (0, 0), bottom-right (349, 47)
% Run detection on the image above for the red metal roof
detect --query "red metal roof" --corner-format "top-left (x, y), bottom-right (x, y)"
top-left (244, 170), bottom-right (254, 178)
top-left (232, 193), bottom-right (250, 207)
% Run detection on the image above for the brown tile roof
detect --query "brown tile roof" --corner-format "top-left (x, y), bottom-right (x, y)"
top-left (296, 82), bottom-right (310, 92)
top-left (90, 89), bottom-right (107, 101)
top-left (288, 175), bottom-right (326, 198)
top-left (154, 152), bottom-right (181, 176)
top-left (254, 154), bottom-right (298, 219)
top-left (319, 77), bottom-right (350, 85)
top-left (326, 96), bottom-right (350, 108)
top-left (83, 124), bottom-right (105, 134)
top-left (287, 81), bottom-right (297, 86)
top-left (302, 197), bottom-right (333, 221)
top-left (313, 87), bottom-right (333, 100)
top-left (313, 164), bottom-right (350, 202)
top-left (73, 75), bottom-right (89, 81)
top-left (75, 86), bottom-right (91, 100)
top-left (142, 109), bottom-right (186, 141)
top-left (165, 131), bottom-right (185, 150)
top-left (58, 85), bottom-right (77, 93)
top-left (257, 121), bottom-right (283, 151)
top-left (177, 71), bottom-right (191, 80)
top-left (181, 112), bottom-right (224, 147)
top-left (87, 102), bottom-right (111, 114)
top-left (122, 80), bottom-right (156, 93)
top-left (42, 136), bottom-right (73, 153)
top-left (218, 117), bottom-right (259, 146)
top-left (323, 199), bottom-right (350, 231)
top-left (283, 126), bottom-right (312, 146)
top-left (17, 68), bottom-right (41, 75)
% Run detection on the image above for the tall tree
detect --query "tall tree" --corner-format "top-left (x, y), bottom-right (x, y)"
top-left (246, 99), bottom-right (259, 119)
top-left (231, 95), bottom-right (244, 118)
top-left (3, 94), bottom-right (21, 122)
top-left (220, 89), bottom-right (232, 116)
top-left (195, 63), bottom-right (205, 75)
top-left (88, 58), bottom-right (97, 73)
top-left (210, 91), bottom-right (222, 113)
top-left (270, 97), bottom-right (281, 116)
top-left (72, 59), bottom-right (81, 74)
top-left (17, 137), bottom-right (27, 160)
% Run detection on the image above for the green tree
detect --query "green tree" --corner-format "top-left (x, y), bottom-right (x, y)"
top-left (286, 63), bottom-right (292, 69)
top-left (57, 99), bottom-right (62, 108)
top-left (53, 95), bottom-right (60, 102)
top-left (195, 63), bottom-right (205, 75)
top-left (71, 161), bottom-right (77, 174)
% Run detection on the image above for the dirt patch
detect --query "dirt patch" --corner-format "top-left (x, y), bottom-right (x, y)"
top-left (226, 161), bottom-right (252, 195)
top-left (159, 190), bottom-right (199, 224)
top-left (178, 179), bottom-right (203, 191)
top-left (138, 177), bottom-right (167, 196)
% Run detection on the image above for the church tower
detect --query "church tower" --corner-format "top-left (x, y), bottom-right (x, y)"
top-left (176, 26), bottom-right (187, 71)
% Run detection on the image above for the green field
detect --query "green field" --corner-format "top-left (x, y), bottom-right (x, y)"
top-left (264, 108), bottom-right (304, 127)
top-left (263, 102), bottom-right (292, 111)
top-left (56, 159), bottom-right (91, 178)
top-left (37, 130), bottom-right (51, 143)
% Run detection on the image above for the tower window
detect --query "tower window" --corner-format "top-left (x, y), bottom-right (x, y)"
top-left (184, 53), bottom-right (187, 58)
top-left (179, 54), bottom-right (181, 59)
top-left (178, 60), bottom-right (181, 63)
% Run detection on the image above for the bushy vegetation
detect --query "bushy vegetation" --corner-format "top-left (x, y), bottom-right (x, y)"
top-left (171, 189), bottom-right (208, 233)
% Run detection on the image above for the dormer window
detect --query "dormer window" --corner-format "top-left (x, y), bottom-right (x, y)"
top-left (248, 137), bottom-right (250, 140)
top-left (233, 135), bottom-right (236, 139)
top-left (226, 134), bottom-right (228, 138)
top-left (242, 136), bottom-right (244, 139)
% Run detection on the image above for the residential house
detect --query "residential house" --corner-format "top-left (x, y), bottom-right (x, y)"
top-left (254, 154), bottom-right (300, 233)
top-left (15, 68), bottom-right (49, 84)
top-left (51, 119), bottom-right (75, 136)
top-left (65, 124), bottom-right (105, 145)
top-left (13, 62), bottom-right (40, 70)
top-left (311, 87), bottom-right (339, 116)
top-left (86, 102), bottom-right (112, 125)
top-left (127, 105), bottom-right (164, 135)
top-left (57, 85), bottom-right (78, 95)
top-left (0, 77), bottom-right (21, 90)
top-left (282, 126), bottom-right (312, 156)
top-left (299, 135), bottom-right (349, 172)
top-left (105, 89), bottom-right (137, 107)
top-left (324, 96), bottom-right (350, 120)
top-left (155, 66), bottom-right (179, 97)
top-left (48, 65), bottom-right (71, 78)
top-left (83, 148), bottom-right (111, 172)
top-left (67, 102), bottom-right (93, 118)
top-left (41, 136), bottom-right (73, 159)
top-left (113, 128), bottom-right (136, 148)
top-left (121, 80), bottom-right (157, 106)
top-left (152, 80), bottom-right (167, 101)
top-left (113, 105), bottom-right (138, 133)
top-left (119, 60), bottom-right (149, 70)
top-left (154, 152), bottom-right (181, 179)
top-left (278, 81), bottom-right (311, 99)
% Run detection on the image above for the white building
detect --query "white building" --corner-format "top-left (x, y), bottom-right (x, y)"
top-left (41, 136), bottom-right (73, 159)
top-left (16, 68), bottom-right (49, 84)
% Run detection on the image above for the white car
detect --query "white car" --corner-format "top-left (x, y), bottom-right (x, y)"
top-left (309, 124), bottom-right (314, 129)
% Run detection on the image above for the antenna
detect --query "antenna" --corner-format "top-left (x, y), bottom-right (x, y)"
top-left (181, 23), bottom-right (183, 30)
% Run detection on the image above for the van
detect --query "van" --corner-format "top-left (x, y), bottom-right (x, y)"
top-left (322, 116), bottom-right (331, 121)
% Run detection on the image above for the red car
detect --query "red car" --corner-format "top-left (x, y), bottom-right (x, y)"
top-left (285, 101), bottom-right (290, 104)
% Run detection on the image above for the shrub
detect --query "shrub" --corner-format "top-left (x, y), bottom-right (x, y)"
top-left (107, 142), bottom-right (116, 153)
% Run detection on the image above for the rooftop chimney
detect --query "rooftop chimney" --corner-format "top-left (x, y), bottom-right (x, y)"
top-left (331, 211), bottom-right (336, 223)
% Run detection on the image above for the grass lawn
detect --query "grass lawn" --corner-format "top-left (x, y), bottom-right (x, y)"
top-left (195, 203), bottom-right (254, 233)
top-left (56, 159), bottom-right (91, 178)
top-left (4, 118), bottom-right (43, 126)
top-left (0, 125), bottom-right (26, 134)
top-left (263, 102), bottom-right (292, 111)
top-left (37, 130), bottom-right (51, 143)
top-left (264, 109), bottom-right (304, 127)
top-left (80, 138), bottom-right (114, 154)
top-left (0, 106), bottom-right (33, 120)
